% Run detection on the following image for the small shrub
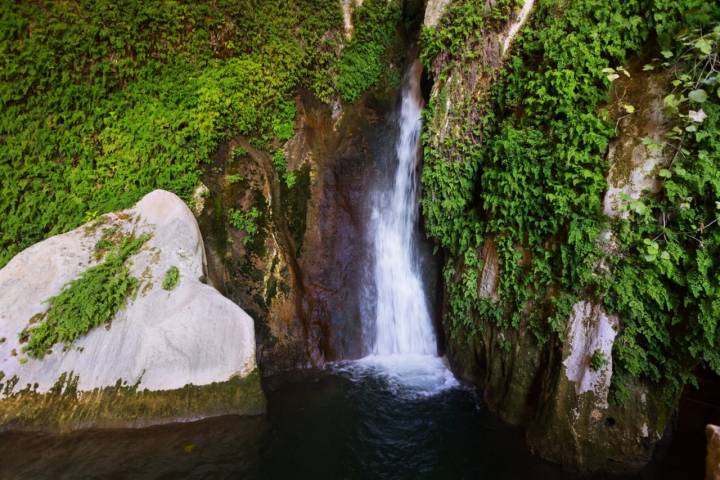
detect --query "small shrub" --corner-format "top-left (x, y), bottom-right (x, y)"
top-left (162, 266), bottom-right (180, 291)
top-left (590, 350), bottom-right (608, 371)
top-left (231, 146), bottom-right (248, 161)
top-left (226, 174), bottom-right (243, 185)
top-left (284, 171), bottom-right (297, 189)
top-left (229, 207), bottom-right (262, 245)
top-left (20, 233), bottom-right (150, 359)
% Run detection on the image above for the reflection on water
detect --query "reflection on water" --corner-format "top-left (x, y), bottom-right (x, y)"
top-left (0, 367), bottom-right (691, 480)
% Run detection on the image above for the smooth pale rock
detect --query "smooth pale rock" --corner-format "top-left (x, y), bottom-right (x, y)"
top-left (478, 238), bottom-right (500, 302)
top-left (0, 190), bottom-right (257, 395)
top-left (501, 0), bottom-right (535, 55)
top-left (342, 0), bottom-right (364, 39)
top-left (563, 301), bottom-right (618, 408)
top-left (603, 62), bottom-right (671, 218)
top-left (708, 425), bottom-right (720, 480)
top-left (423, 0), bottom-right (452, 27)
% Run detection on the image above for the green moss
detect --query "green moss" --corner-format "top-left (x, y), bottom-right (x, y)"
top-left (161, 266), bottom-right (180, 291)
top-left (337, 0), bottom-right (402, 102)
top-left (21, 233), bottom-right (150, 359)
top-left (0, 369), bottom-right (265, 431)
top-left (282, 163), bottom-right (312, 256)
top-left (421, 0), bottom-right (720, 402)
top-left (0, 0), bottom-right (344, 269)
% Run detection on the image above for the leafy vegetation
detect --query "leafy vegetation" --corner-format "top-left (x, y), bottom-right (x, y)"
top-left (162, 266), bottom-right (180, 291)
top-left (421, 0), bottom-right (720, 401)
top-left (590, 350), bottom-right (609, 371)
top-left (606, 24), bottom-right (720, 401)
top-left (229, 207), bottom-right (262, 246)
top-left (0, 0), bottom-right (344, 268)
top-left (337, 0), bottom-right (402, 102)
top-left (20, 233), bottom-right (150, 359)
top-left (420, 0), bottom-right (518, 70)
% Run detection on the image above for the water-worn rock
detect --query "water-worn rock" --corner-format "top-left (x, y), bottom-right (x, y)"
top-left (708, 425), bottom-right (720, 480)
top-left (603, 58), bottom-right (671, 218)
top-left (425, 1), bottom-right (676, 473)
top-left (0, 190), bottom-right (264, 430)
top-left (423, 0), bottom-right (452, 27)
top-left (528, 302), bottom-right (670, 472)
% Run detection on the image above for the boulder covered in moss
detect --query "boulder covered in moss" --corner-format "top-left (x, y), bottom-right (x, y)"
top-left (0, 190), bottom-right (264, 431)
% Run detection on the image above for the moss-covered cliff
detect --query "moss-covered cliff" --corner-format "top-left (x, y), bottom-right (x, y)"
top-left (420, 0), bottom-right (720, 472)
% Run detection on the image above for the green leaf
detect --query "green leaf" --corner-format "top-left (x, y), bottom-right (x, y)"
top-left (658, 168), bottom-right (672, 178)
top-left (694, 38), bottom-right (713, 55)
top-left (688, 89), bottom-right (708, 103)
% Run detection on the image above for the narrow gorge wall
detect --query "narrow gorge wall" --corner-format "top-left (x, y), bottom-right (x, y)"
top-left (196, 0), bottom-right (428, 374)
top-left (420, 0), bottom-right (720, 473)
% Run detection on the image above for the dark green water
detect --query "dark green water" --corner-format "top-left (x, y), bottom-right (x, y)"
top-left (0, 366), bottom-right (691, 480)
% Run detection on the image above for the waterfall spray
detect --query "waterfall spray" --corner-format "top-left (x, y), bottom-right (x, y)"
top-left (370, 60), bottom-right (436, 356)
top-left (353, 59), bottom-right (457, 396)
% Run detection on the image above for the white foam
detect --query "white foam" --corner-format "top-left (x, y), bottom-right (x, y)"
top-left (335, 354), bottom-right (460, 399)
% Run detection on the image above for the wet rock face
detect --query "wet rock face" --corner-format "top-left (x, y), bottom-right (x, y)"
top-left (0, 190), bottom-right (263, 430)
top-left (198, 90), bottom-right (399, 374)
top-left (299, 101), bottom-right (392, 360)
top-left (425, 1), bottom-right (676, 474)
top-left (708, 425), bottom-right (720, 480)
top-left (603, 58), bottom-right (672, 219)
top-left (528, 302), bottom-right (670, 473)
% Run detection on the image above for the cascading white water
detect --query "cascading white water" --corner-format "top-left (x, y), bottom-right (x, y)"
top-left (351, 60), bottom-right (457, 397)
top-left (371, 61), bottom-right (436, 356)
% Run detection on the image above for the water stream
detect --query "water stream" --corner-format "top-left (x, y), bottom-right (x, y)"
top-left (370, 59), bottom-right (435, 357)
top-left (355, 59), bottom-right (457, 396)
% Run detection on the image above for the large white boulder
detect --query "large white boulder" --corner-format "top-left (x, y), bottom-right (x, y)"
top-left (0, 190), bottom-right (261, 428)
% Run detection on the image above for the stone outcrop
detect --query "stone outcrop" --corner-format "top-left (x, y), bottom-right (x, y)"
top-left (423, 0), bottom-right (452, 27)
top-left (342, 0), bottom-right (365, 39)
top-left (424, 0), bottom-right (676, 473)
top-left (0, 190), bottom-right (264, 431)
top-left (603, 58), bottom-right (672, 219)
top-left (198, 88), bottom-right (401, 374)
top-left (528, 303), bottom-right (669, 472)
top-left (708, 425), bottom-right (720, 480)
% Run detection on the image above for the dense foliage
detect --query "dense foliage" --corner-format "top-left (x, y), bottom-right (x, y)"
top-left (421, 0), bottom-right (720, 400)
top-left (20, 232), bottom-right (149, 359)
top-left (336, 0), bottom-right (402, 102)
top-left (229, 207), bottom-right (262, 246)
top-left (0, 0), bottom-right (343, 268)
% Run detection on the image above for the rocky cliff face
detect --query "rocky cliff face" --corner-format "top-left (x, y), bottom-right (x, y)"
top-left (0, 190), bottom-right (264, 431)
top-left (197, 91), bottom-right (399, 374)
top-left (196, 0), bottom-right (428, 374)
top-left (417, 0), bottom-right (708, 473)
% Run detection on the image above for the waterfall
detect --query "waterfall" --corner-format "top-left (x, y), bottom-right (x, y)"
top-left (370, 60), bottom-right (436, 356)
top-left (351, 60), bottom-right (457, 397)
